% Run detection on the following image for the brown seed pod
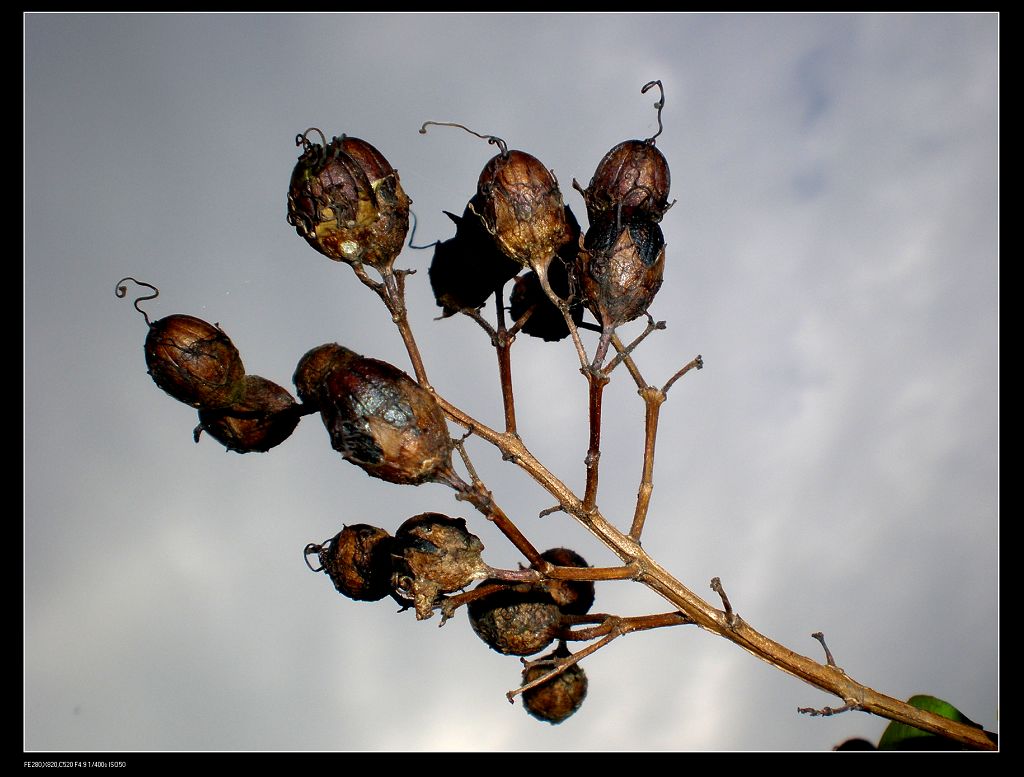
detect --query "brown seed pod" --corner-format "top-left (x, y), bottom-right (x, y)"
top-left (534, 548), bottom-right (595, 616)
top-left (476, 149), bottom-right (573, 278)
top-left (428, 194), bottom-right (523, 317)
top-left (577, 213), bottom-right (666, 331)
top-left (292, 343), bottom-right (359, 409)
top-left (286, 129), bottom-right (411, 269)
top-left (574, 80), bottom-right (673, 223)
top-left (195, 375), bottom-right (300, 453)
top-left (522, 644), bottom-right (588, 724)
top-left (318, 352), bottom-right (453, 485)
top-left (391, 513), bottom-right (488, 620)
top-left (144, 313), bottom-right (246, 410)
top-left (467, 581), bottom-right (564, 656)
top-left (580, 139), bottom-right (671, 223)
top-left (309, 524), bottom-right (396, 602)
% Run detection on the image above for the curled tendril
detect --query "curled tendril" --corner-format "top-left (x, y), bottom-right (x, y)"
top-left (295, 127), bottom-right (327, 155)
top-left (406, 211), bottom-right (439, 250)
top-left (114, 277), bottom-right (159, 327)
top-left (419, 121), bottom-right (509, 157)
top-left (641, 80), bottom-right (665, 144)
top-left (303, 542), bottom-right (325, 573)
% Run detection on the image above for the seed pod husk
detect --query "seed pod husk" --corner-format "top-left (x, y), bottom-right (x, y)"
top-left (577, 214), bottom-right (665, 330)
top-left (534, 548), bottom-right (595, 616)
top-left (316, 524), bottom-right (395, 602)
top-left (196, 375), bottom-right (300, 453)
top-left (286, 131), bottom-right (411, 269)
top-left (580, 139), bottom-right (671, 223)
top-left (467, 581), bottom-right (564, 656)
top-left (428, 195), bottom-right (522, 316)
top-left (318, 353), bottom-right (453, 485)
top-left (391, 513), bottom-right (487, 620)
top-left (293, 343), bottom-right (359, 409)
top-left (476, 150), bottom-right (573, 277)
top-left (144, 314), bottom-right (246, 409)
top-left (522, 644), bottom-right (588, 724)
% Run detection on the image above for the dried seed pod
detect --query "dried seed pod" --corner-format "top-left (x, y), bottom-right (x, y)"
top-left (467, 581), bottom-right (564, 656)
top-left (476, 149), bottom-right (573, 278)
top-left (144, 314), bottom-right (246, 410)
top-left (318, 352), bottom-right (453, 485)
top-left (195, 375), bottom-right (300, 453)
top-left (522, 644), bottom-right (588, 724)
top-left (577, 213), bottom-right (666, 330)
top-left (391, 513), bottom-right (487, 620)
top-left (534, 548), bottom-right (595, 616)
top-left (574, 80), bottom-right (672, 223)
top-left (428, 195), bottom-right (522, 316)
top-left (286, 129), bottom-right (411, 269)
top-left (292, 343), bottom-right (358, 409)
top-left (310, 524), bottom-right (396, 602)
top-left (579, 139), bottom-right (671, 223)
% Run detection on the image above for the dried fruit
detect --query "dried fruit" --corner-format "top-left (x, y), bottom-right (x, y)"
top-left (286, 129), bottom-right (411, 269)
top-left (317, 351), bottom-right (453, 485)
top-left (292, 343), bottom-right (358, 409)
top-left (534, 548), bottom-right (595, 616)
top-left (475, 149), bottom-right (573, 279)
top-left (195, 375), bottom-right (300, 453)
top-left (391, 513), bottom-right (487, 619)
top-left (309, 524), bottom-right (396, 602)
top-left (144, 314), bottom-right (246, 410)
top-left (574, 80), bottom-right (673, 224)
top-left (578, 139), bottom-right (671, 223)
top-left (522, 644), bottom-right (588, 724)
top-left (467, 581), bottom-right (564, 656)
top-left (577, 213), bottom-right (665, 331)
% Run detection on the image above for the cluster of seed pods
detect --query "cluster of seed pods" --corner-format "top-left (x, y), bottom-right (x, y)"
top-left (423, 81), bottom-right (672, 359)
top-left (116, 278), bottom-right (302, 454)
top-left (120, 89), bottom-right (674, 725)
top-left (306, 516), bottom-right (592, 723)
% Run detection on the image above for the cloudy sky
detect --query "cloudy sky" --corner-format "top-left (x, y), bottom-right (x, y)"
top-left (25, 13), bottom-right (998, 753)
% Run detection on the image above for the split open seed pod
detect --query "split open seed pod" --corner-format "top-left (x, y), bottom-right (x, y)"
top-left (391, 513), bottom-right (488, 620)
top-left (577, 213), bottom-right (666, 330)
top-left (286, 129), bottom-right (411, 269)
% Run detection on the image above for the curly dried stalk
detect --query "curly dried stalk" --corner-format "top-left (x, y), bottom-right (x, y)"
top-left (378, 260), bottom-right (994, 750)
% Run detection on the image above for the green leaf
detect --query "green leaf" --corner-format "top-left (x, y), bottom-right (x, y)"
top-left (877, 694), bottom-right (978, 750)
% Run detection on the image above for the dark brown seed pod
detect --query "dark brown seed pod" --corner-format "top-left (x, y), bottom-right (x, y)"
top-left (144, 314), bottom-right (246, 410)
top-left (286, 129), bottom-right (411, 269)
top-left (577, 214), bottom-right (666, 330)
top-left (292, 343), bottom-right (359, 409)
top-left (522, 644), bottom-right (588, 724)
top-left (578, 139), bottom-right (671, 223)
top-left (391, 513), bottom-right (487, 620)
top-left (195, 375), bottom-right (300, 453)
top-left (310, 524), bottom-right (395, 602)
top-left (534, 548), bottom-right (595, 616)
top-left (318, 352), bottom-right (453, 485)
top-left (574, 80), bottom-right (672, 223)
top-left (467, 581), bottom-right (564, 656)
top-left (476, 149), bottom-right (573, 278)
